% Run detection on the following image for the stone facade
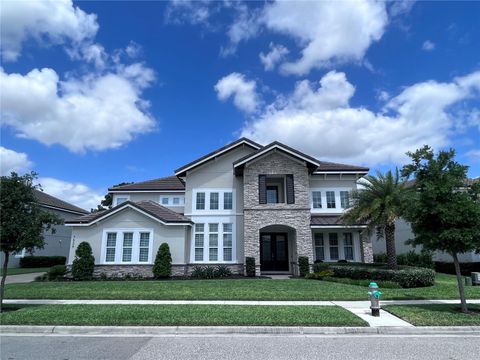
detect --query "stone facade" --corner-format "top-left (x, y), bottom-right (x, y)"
top-left (243, 151), bottom-right (314, 276)
top-left (360, 231), bottom-right (374, 263)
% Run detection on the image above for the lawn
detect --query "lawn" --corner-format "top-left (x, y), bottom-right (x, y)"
top-left (0, 304), bottom-right (366, 326)
top-left (384, 304), bottom-right (480, 326)
top-left (0, 267), bottom-right (49, 276)
top-left (4, 274), bottom-right (480, 301)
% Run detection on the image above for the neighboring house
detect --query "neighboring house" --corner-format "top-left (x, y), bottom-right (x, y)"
top-left (66, 138), bottom-right (371, 276)
top-left (2, 190), bottom-right (89, 268)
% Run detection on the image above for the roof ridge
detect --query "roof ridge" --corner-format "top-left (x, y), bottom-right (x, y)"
top-left (34, 189), bottom-right (88, 214)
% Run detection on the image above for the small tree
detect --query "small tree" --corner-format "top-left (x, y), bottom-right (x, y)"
top-left (153, 243), bottom-right (172, 278)
top-left (0, 172), bottom-right (62, 312)
top-left (71, 242), bottom-right (95, 280)
top-left (298, 256), bottom-right (310, 277)
top-left (402, 146), bottom-right (480, 313)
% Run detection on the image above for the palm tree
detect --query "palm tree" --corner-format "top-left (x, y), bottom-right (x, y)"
top-left (342, 169), bottom-right (410, 269)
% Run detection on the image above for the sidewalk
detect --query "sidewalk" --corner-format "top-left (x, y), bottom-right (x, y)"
top-left (4, 272), bottom-right (45, 285)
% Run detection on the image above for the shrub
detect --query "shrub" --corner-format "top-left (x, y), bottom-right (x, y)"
top-left (374, 251), bottom-right (434, 269)
top-left (153, 243), bottom-right (172, 279)
top-left (47, 265), bottom-right (66, 281)
top-left (214, 265), bottom-right (232, 278)
top-left (321, 277), bottom-right (401, 289)
top-left (34, 274), bottom-right (48, 281)
top-left (313, 262), bottom-right (331, 273)
top-left (20, 256), bottom-right (66, 268)
top-left (305, 269), bottom-right (334, 280)
top-left (190, 265), bottom-right (233, 279)
top-left (298, 256), bottom-right (310, 277)
top-left (71, 242), bottom-right (95, 281)
top-left (328, 264), bottom-right (435, 288)
top-left (245, 257), bottom-right (256, 277)
top-left (435, 261), bottom-right (480, 276)
top-left (99, 272), bottom-right (108, 281)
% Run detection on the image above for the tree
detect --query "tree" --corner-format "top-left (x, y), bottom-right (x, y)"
top-left (71, 242), bottom-right (95, 280)
top-left (153, 243), bottom-right (172, 278)
top-left (0, 172), bottom-right (62, 311)
top-left (402, 146), bottom-right (480, 313)
top-left (92, 182), bottom-right (133, 212)
top-left (342, 169), bottom-right (411, 269)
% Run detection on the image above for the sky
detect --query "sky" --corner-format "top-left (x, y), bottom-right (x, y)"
top-left (1, 0), bottom-right (479, 210)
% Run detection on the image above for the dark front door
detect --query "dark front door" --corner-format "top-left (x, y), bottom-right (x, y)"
top-left (260, 233), bottom-right (289, 272)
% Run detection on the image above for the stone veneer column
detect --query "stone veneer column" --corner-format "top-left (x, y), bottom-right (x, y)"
top-left (360, 230), bottom-right (374, 263)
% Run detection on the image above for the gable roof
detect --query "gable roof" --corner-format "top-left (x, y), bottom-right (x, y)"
top-left (65, 200), bottom-right (192, 226)
top-left (108, 176), bottom-right (185, 192)
top-left (174, 137), bottom-right (262, 177)
top-left (34, 190), bottom-right (88, 215)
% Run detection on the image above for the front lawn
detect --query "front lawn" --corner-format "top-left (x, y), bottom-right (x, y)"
top-left (0, 304), bottom-right (366, 327)
top-left (0, 267), bottom-right (50, 276)
top-left (384, 304), bottom-right (480, 326)
top-left (4, 274), bottom-right (480, 301)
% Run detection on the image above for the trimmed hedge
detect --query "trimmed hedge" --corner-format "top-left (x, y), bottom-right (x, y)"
top-left (245, 257), bottom-right (256, 277)
top-left (47, 265), bottom-right (66, 281)
top-left (20, 256), bottom-right (66, 268)
top-left (190, 265), bottom-right (232, 279)
top-left (329, 264), bottom-right (435, 288)
top-left (298, 256), bottom-right (310, 277)
top-left (435, 261), bottom-right (480, 276)
top-left (374, 251), bottom-right (434, 269)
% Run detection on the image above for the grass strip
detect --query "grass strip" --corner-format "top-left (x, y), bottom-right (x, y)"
top-left (0, 304), bottom-right (367, 327)
top-left (4, 274), bottom-right (480, 301)
top-left (383, 304), bottom-right (480, 326)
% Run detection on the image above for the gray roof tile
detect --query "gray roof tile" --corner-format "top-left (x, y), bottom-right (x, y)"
top-left (108, 176), bottom-right (185, 192)
top-left (34, 190), bottom-right (88, 215)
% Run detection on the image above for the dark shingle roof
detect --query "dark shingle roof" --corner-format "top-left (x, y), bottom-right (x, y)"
top-left (108, 176), bottom-right (185, 192)
top-left (66, 200), bottom-right (192, 225)
top-left (34, 190), bottom-right (88, 215)
top-left (314, 161), bottom-right (369, 173)
top-left (310, 215), bottom-right (366, 227)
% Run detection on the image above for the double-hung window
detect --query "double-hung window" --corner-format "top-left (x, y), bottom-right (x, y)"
top-left (161, 197), bottom-right (169, 205)
top-left (329, 233), bottom-right (339, 260)
top-left (122, 232), bottom-right (133, 262)
top-left (104, 230), bottom-right (152, 264)
top-left (326, 191), bottom-right (336, 209)
top-left (194, 224), bottom-right (205, 261)
top-left (210, 192), bottom-right (219, 210)
top-left (312, 191), bottom-right (322, 209)
top-left (224, 192), bottom-right (233, 210)
top-left (139, 232), bottom-right (150, 262)
top-left (343, 233), bottom-right (354, 260)
top-left (340, 191), bottom-right (350, 209)
top-left (223, 223), bottom-right (233, 261)
top-left (209, 223), bottom-right (219, 261)
top-left (196, 192), bottom-right (205, 210)
top-left (314, 233), bottom-right (325, 261)
top-left (105, 233), bottom-right (117, 262)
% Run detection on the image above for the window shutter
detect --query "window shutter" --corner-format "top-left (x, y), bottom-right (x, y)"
top-left (258, 175), bottom-right (267, 204)
top-left (286, 174), bottom-right (295, 204)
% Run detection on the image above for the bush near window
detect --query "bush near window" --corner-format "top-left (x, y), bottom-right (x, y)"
top-left (20, 256), bottom-right (66, 268)
top-left (245, 257), bottom-right (256, 277)
top-left (374, 251), bottom-right (434, 269)
top-left (153, 243), bottom-right (172, 279)
top-left (305, 269), bottom-right (334, 280)
top-left (298, 256), bottom-right (310, 277)
top-left (71, 242), bottom-right (95, 281)
top-left (434, 262), bottom-right (480, 276)
top-left (190, 265), bottom-right (232, 279)
top-left (328, 264), bottom-right (435, 288)
top-left (47, 265), bottom-right (66, 281)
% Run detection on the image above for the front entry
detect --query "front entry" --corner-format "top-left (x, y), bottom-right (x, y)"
top-left (260, 233), bottom-right (289, 272)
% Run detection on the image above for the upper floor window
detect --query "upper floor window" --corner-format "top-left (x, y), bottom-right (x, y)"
top-left (340, 191), bottom-right (350, 209)
top-left (266, 186), bottom-right (279, 204)
top-left (312, 191), bottom-right (322, 209)
top-left (224, 192), bottom-right (233, 210)
top-left (196, 192), bottom-right (206, 210)
top-left (259, 174), bottom-right (294, 205)
top-left (116, 197), bottom-right (129, 206)
top-left (326, 191), bottom-right (336, 209)
top-left (210, 192), bottom-right (219, 210)
top-left (160, 196), bottom-right (185, 207)
top-left (161, 197), bottom-right (169, 205)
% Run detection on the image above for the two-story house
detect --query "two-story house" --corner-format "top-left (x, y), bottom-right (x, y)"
top-left (66, 138), bottom-right (371, 277)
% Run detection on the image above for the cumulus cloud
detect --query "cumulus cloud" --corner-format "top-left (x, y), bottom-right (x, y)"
top-left (422, 40), bottom-right (435, 51)
top-left (241, 70), bottom-right (480, 166)
top-left (0, 147), bottom-right (33, 176)
top-left (0, 66), bottom-right (156, 153)
top-left (259, 43), bottom-right (289, 71)
top-left (214, 73), bottom-right (259, 113)
top-left (0, 0), bottom-right (98, 61)
top-left (37, 177), bottom-right (104, 211)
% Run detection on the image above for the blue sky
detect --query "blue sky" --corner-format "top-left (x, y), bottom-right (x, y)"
top-left (1, 0), bottom-right (479, 209)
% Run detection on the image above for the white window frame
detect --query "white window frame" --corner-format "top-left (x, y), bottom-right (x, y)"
top-left (114, 195), bottom-right (130, 206)
top-left (190, 216), bottom-right (236, 263)
top-left (159, 195), bottom-right (185, 207)
top-left (192, 189), bottom-right (236, 215)
top-left (312, 230), bottom-right (360, 262)
top-left (101, 228), bottom-right (154, 264)
top-left (310, 187), bottom-right (353, 213)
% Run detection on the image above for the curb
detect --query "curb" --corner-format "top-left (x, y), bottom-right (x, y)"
top-left (1, 325), bottom-right (480, 336)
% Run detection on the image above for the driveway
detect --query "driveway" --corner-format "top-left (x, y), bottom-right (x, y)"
top-left (4, 272), bottom-right (45, 284)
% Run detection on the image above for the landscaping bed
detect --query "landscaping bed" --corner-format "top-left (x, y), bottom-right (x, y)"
top-left (0, 304), bottom-right (367, 327)
top-left (383, 304), bottom-right (480, 326)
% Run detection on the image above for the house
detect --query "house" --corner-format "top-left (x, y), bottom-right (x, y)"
top-left (2, 190), bottom-right (89, 268)
top-left (66, 138), bottom-right (371, 277)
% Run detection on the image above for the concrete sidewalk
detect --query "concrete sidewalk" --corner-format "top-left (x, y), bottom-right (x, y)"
top-left (4, 272), bottom-right (46, 284)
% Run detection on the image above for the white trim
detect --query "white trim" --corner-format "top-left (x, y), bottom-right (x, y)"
top-left (234, 143), bottom-right (320, 168)
top-left (192, 188), bottom-right (236, 215)
top-left (109, 190), bottom-right (185, 194)
top-left (65, 203), bottom-right (192, 227)
top-left (311, 225), bottom-right (368, 229)
top-left (312, 230), bottom-right (362, 262)
top-left (113, 194), bottom-right (130, 206)
top-left (39, 204), bottom-right (87, 216)
top-left (100, 228), bottom-right (154, 265)
top-left (159, 195), bottom-right (185, 207)
top-left (310, 187), bottom-right (353, 214)
top-left (175, 139), bottom-right (261, 175)
top-left (313, 171), bottom-right (368, 175)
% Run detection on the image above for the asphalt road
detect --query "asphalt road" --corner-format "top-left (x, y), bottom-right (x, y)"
top-left (1, 334), bottom-right (479, 360)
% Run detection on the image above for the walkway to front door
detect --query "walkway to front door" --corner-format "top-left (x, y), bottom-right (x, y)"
top-left (260, 233), bottom-right (289, 272)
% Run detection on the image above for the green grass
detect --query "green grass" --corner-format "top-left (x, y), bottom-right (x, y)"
top-left (0, 304), bottom-right (366, 327)
top-left (384, 304), bottom-right (480, 326)
top-left (0, 267), bottom-right (49, 276)
top-left (4, 273), bottom-right (480, 301)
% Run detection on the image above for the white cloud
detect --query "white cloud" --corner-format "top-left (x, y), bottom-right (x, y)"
top-left (261, 0), bottom-right (388, 75)
top-left (0, 65), bottom-right (156, 153)
top-left (0, 147), bottom-right (33, 176)
top-left (37, 177), bottom-right (104, 211)
top-left (259, 43), bottom-right (289, 71)
top-left (241, 70), bottom-right (480, 166)
top-left (0, 0), bottom-right (98, 61)
top-left (466, 149), bottom-right (480, 161)
top-left (214, 73), bottom-right (259, 113)
top-left (422, 40), bottom-right (435, 51)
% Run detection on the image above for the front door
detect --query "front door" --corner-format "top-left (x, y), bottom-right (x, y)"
top-left (260, 233), bottom-right (289, 272)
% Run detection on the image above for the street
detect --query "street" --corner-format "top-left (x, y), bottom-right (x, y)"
top-left (1, 334), bottom-right (479, 360)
